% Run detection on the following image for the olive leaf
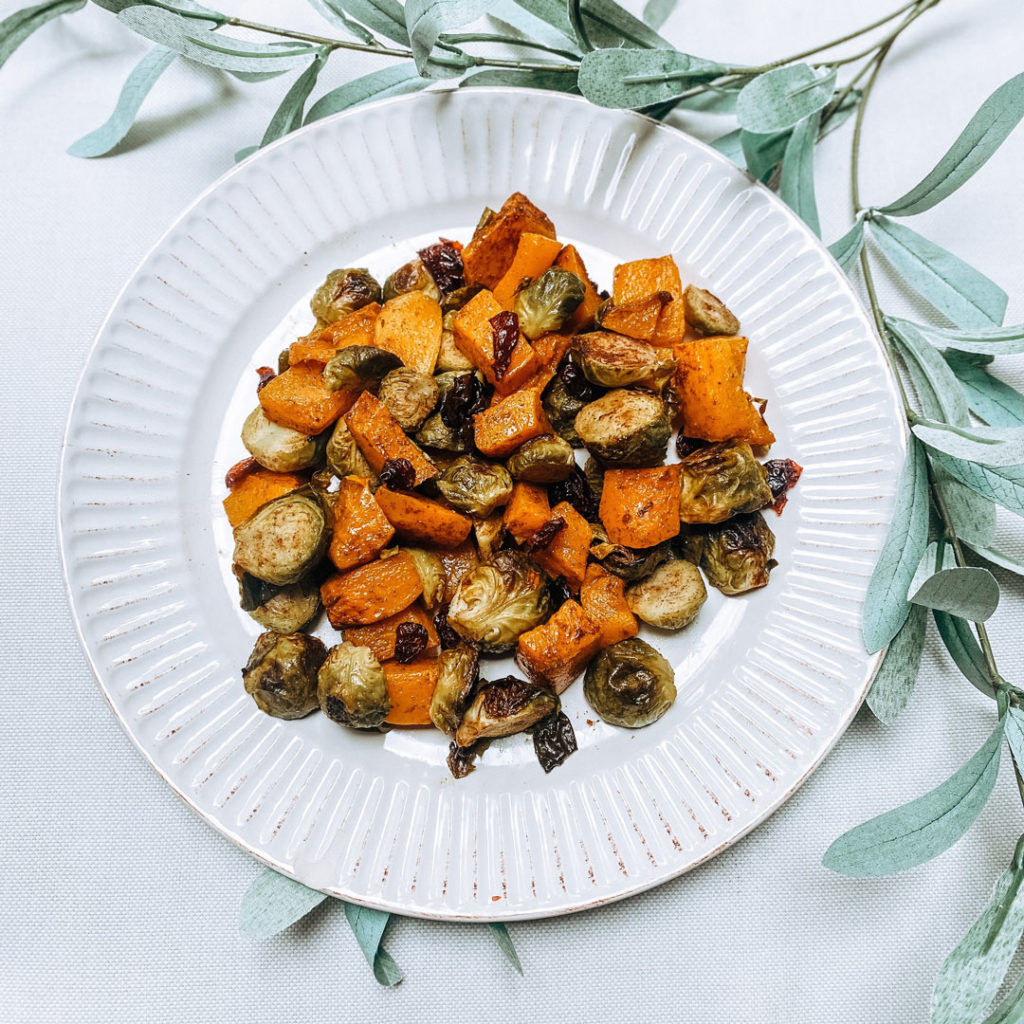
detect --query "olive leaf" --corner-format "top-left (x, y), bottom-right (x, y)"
top-left (828, 217), bottom-right (865, 272)
top-left (880, 71), bottom-right (1024, 218)
top-left (0, 0), bottom-right (86, 72)
top-left (239, 868), bottom-right (329, 938)
top-left (256, 48), bottom-right (328, 149)
top-left (926, 449), bottom-right (1024, 520)
top-left (577, 48), bottom-right (724, 109)
top-left (888, 318), bottom-right (970, 425)
top-left (865, 604), bottom-right (927, 725)
top-left (909, 567), bottom-right (1000, 622)
top-left (869, 215), bottom-right (1008, 329)
top-left (404, 0), bottom-right (488, 75)
top-left (740, 128), bottom-right (791, 183)
top-left (931, 836), bottom-right (1024, 1024)
top-left (328, 0), bottom-right (410, 44)
top-left (862, 437), bottom-right (930, 653)
top-left (306, 0), bottom-right (378, 44)
top-left (934, 611), bottom-right (995, 696)
top-left (1004, 708), bottom-right (1024, 774)
top-left (487, 922), bottom-right (524, 974)
top-left (462, 67), bottom-right (579, 91)
top-left (980, 969), bottom-right (1024, 1024)
top-left (778, 111), bottom-right (820, 236)
top-left (912, 419), bottom-right (1024, 469)
top-left (304, 64), bottom-right (428, 124)
top-left (945, 352), bottom-right (1024, 428)
top-left (343, 903), bottom-right (403, 986)
top-left (736, 63), bottom-right (837, 134)
top-left (66, 44), bottom-right (176, 158)
top-left (642, 0), bottom-right (676, 30)
top-left (822, 721), bottom-right (1003, 877)
top-left (887, 317), bottom-right (1024, 357)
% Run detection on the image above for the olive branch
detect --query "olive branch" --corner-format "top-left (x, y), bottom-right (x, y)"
top-left (7, 0), bottom-right (1024, 1016)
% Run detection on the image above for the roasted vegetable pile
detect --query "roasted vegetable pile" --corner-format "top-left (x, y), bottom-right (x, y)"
top-left (223, 192), bottom-right (801, 777)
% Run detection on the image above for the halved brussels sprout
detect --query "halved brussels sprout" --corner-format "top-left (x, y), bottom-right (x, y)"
top-left (506, 435), bottom-right (576, 484)
top-left (311, 268), bottom-right (382, 324)
top-left (570, 332), bottom-right (676, 392)
top-left (241, 406), bottom-right (326, 472)
top-left (455, 675), bottom-right (559, 747)
top-left (317, 642), bottom-right (390, 729)
top-left (437, 313), bottom-right (475, 372)
top-left (430, 644), bottom-right (479, 736)
top-left (237, 570), bottom-right (321, 633)
top-left (513, 268), bottom-right (586, 340)
top-left (584, 637), bottom-right (676, 728)
top-left (542, 373), bottom-right (587, 447)
top-left (474, 513), bottom-right (505, 562)
top-left (323, 344), bottom-right (403, 393)
top-left (403, 547), bottom-right (445, 610)
top-left (242, 631), bottom-right (327, 719)
top-left (326, 416), bottom-right (377, 481)
top-left (378, 367), bottom-right (439, 432)
top-left (626, 559), bottom-right (707, 629)
top-left (673, 529), bottom-right (706, 566)
top-left (233, 490), bottom-right (329, 586)
top-left (383, 258), bottom-right (441, 302)
top-left (447, 550), bottom-right (551, 654)
top-left (436, 456), bottom-right (513, 518)
top-left (700, 512), bottom-right (777, 595)
top-left (591, 528), bottom-right (672, 581)
top-left (678, 441), bottom-right (773, 524)
top-left (574, 389), bottom-right (671, 467)
top-left (683, 284), bottom-right (740, 337)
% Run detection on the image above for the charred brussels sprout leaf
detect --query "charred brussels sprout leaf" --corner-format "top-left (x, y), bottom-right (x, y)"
top-left (242, 631), bottom-right (327, 720)
top-left (584, 638), bottom-right (676, 729)
top-left (514, 268), bottom-right (586, 340)
top-left (455, 675), bottom-right (559, 746)
top-left (474, 513), bottom-right (506, 562)
top-left (430, 644), bottom-right (479, 736)
top-left (674, 529), bottom-right (706, 565)
top-left (682, 284), bottom-right (740, 337)
top-left (242, 406), bottom-right (327, 472)
top-left (542, 373), bottom-right (588, 447)
top-left (383, 258), bottom-right (441, 302)
top-left (417, 371), bottom-right (487, 452)
top-left (326, 416), bottom-right (377, 481)
top-left (404, 548), bottom-right (445, 610)
top-left (532, 711), bottom-right (578, 773)
top-left (233, 491), bottom-right (329, 586)
top-left (437, 456), bottom-right (513, 518)
top-left (323, 344), bottom-right (403, 393)
top-left (435, 602), bottom-right (462, 650)
top-left (317, 642), bottom-right (390, 729)
top-left (378, 367), bottom-right (439, 432)
top-left (574, 389), bottom-right (670, 467)
top-left (447, 550), bottom-right (551, 654)
top-left (237, 570), bottom-right (321, 633)
top-left (626, 559), bottom-right (707, 629)
top-left (571, 332), bottom-right (676, 392)
top-left (678, 441), bottom-right (773, 524)
top-left (506, 435), bottom-right (576, 483)
top-left (311, 268), bottom-right (382, 324)
top-left (447, 740), bottom-right (481, 778)
top-left (418, 240), bottom-right (465, 295)
top-left (700, 512), bottom-right (777, 595)
top-left (593, 533), bottom-right (673, 581)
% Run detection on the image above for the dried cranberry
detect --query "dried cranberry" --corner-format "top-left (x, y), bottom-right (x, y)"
top-left (558, 353), bottom-right (598, 402)
top-left (256, 366), bottom-right (276, 392)
top-left (763, 458), bottom-right (803, 514)
top-left (394, 622), bottom-right (429, 663)
top-left (523, 516), bottom-right (566, 553)
top-left (489, 310), bottom-right (519, 382)
top-left (549, 576), bottom-right (573, 608)
top-left (531, 711), bottom-right (577, 773)
top-left (447, 741), bottom-right (480, 779)
top-left (440, 372), bottom-right (488, 429)
top-left (418, 240), bottom-right (465, 294)
top-left (435, 603), bottom-right (461, 651)
top-left (379, 457), bottom-right (416, 490)
top-left (675, 435), bottom-right (709, 460)
top-left (225, 456), bottom-right (259, 490)
top-left (549, 466), bottom-right (600, 523)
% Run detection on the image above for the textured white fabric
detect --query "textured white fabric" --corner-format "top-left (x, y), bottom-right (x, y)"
top-left (2, 1), bottom-right (1024, 1021)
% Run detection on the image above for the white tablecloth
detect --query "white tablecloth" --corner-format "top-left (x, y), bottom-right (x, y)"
top-left (3, 1), bottom-right (1024, 1020)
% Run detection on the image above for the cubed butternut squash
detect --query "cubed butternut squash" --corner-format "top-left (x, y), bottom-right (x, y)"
top-left (613, 255), bottom-right (682, 304)
top-left (599, 465), bottom-right (681, 548)
top-left (532, 500), bottom-right (593, 592)
top-left (291, 304), bottom-right (381, 365)
top-left (473, 387), bottom-right (553, 458)
top-left (222, 468), bottom-right (306, 528)
top-left (258, 363), bottom-right (354, 434)
top-left (580, 563), bottom-right (638, 647)
top-left (344, 604), bottom-right (439, 662)
top-left (344, 391), bottom-right (438, 486)
top-left (515, 600), bottom-right (602, 694)
top-left (555, 245), bottom-right (602, 331)
top-left (321, 551), bottom-right (423, 627)
top-left (493, 232), bottom-right (564, 308)
top-left (503, 482), bottom-right (551, 544)
top-left (373, 291), bottom-right (443, 374)
top-left (452, 288), bottom-right (541, 396)
top-left (327, 475), bottom-right (395, 571)
top-left (651, 298), bottom-right (690, 347)
top-left (383, 657), bottom-right (439, 725)
top-left (532, 331), bottom-right (574, 372)
top-left (462, 192), bottom-right (558, 289)
top-left (598, 292), bottom-right (671, 341)
top-left (375, 487), bottom-right (473, 548)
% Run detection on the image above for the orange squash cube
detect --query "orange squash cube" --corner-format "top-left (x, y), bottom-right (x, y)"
top-left (462, 192), bottom-right (557, 289)
top-left (599, 465), bottom-right (681, 548)
top-left (344, 605), bottom-right (439, 662)
top-left (580, 563), bottom-right (638, 648)
top-left (532, 501), bottom-right (593, 592)
top-left (613, 255), bottom-right (682, 304)
top-left (383, 657), bottom-right (439, 726)
top-left (258, 363), bottom-right (354, 434)
top-left (452, 289), bottom-right (541, 396)
top-left (327, 476), bottom-right (395, 571)
top-left (555, 244), bottom-right (602, 331)
top-left (344, 391), bottom-right (438, 486)
top-left (321, 551), bottom-right (424, 628)
top-left (515, 600), bottom-right (602, 693)
top-left (473, 387), bottom-right (553, 458)
top-left (374, 487), bottom-right (473, 548)
top-left (493, 232), bottom-right (564, 308)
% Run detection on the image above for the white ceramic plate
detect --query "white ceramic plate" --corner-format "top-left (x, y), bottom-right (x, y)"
top-left (59, 88), bottom-right (903, 921)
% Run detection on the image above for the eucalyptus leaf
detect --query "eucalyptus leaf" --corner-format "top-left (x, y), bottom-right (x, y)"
top-left (740, 128), bottom-right (790, 183)
top-left (862, 438), bottom-right (930, 653)
top-left (675, 85), bottom-right (741, 114)
top-left (461, 66), bottom-right (579, 91)
top-left (736, 63), bottom-right (837, 134)
top-left (934, 610), bottom-right (995, 695)
top-left (945, 352), bottom-right (1024, 428)
top-left (488, 922), bottom-right (524, 974)
top-left (912, 419), bottom-right (1024, 469)
top-left (888, 317), bottom-right (970, 425)
top-left (405, 0), bottom-right (488, 75)
top-left (866, 604), bottom-right (926, 725)
top-left (818, 88), bottom-right (862, 139)
top-left (886, 317), bottom-right (1024, 356)
top-left (964, 540), bottom-right (1024, 577)
top-left (577, 0), bottom-right (672, 49)
top-left (304, 64), bottom-right (427, 123)
top-left (258, 49), bottom-right (327, 147)
top-left (909, 566), bottom-right (999, 622)
top-left (779, 111), bottom-right (820, 235)
top-left (329, 0), bottom-right (409, 44)
top-left (577, 48), bottom-right (724, 109)
top-left (91, 0), bottom-right (217, 14)
top-left (343, 903), bottom-right (403, 986)
top-left (869, 215), bottom-right (1008, 330)
top-left (927, 448), bottom-right (1024, 519)
top-left (828, 217), bottom-right (865, 272)
top-left (239, 869), bottom-right (328, 938)
top-left (981, 967), bottom-right (1024, 1024)
top-left (710, 128), bottom-right (744, 163)
top-left (66, 44), bottom-right (175, 157)
top-left (488, 0), bottom-right (578, 52)
top-left (881, 72), bottom-right (1024, 217)
top-left (507, 0), bottom-right (575, 44)
top-left (822, 721), bottom-right (1003, 877)
top-left (931, 837), bottom-right (1024, 1024)
top-left (306, 0), bottom-right (377, 44)
top-left (642, 0), bottom-right (676, 30)
top-left (0, 0), bottom-right (86, 72)
top-left (234, 145), bottom-right (258, 163)
top-left (1005, 708), bottom-right (1024, 774)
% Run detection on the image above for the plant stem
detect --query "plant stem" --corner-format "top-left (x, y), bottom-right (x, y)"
top-left (829, 0), bottom-right (941, 67)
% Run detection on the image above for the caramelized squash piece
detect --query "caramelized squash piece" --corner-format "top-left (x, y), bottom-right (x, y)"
top-left (321, 551), bottom-right (423, 627)
top-left (374, 487), bottom-right (473, 548)
top-left (580, 563), bottom-right (638, 648)
top-left (555, 245), bottom-right (602, 330)
top-left (223, 468), bottom-right (306, 528)
top-left (383, 657), bottom-right (439, 725)
top-left (463, 192), bottom-right (558, 289)
top-left (344, 391), bottom-right (438, 486)
top-left (327, 475), bottom-right (395, 571)
top-left (612, 255), bottom-right (682, 304)
top-left (599, 465), bottom-right (681, 548)
top-left (532, 500), bottom-right (593, 593)
top-left (516, 599), bottom-right (602, 694)
top-left (258, 363), bottom-right (354, 434)
top-left (493, 232), bottom-right (564, 308)
top-left (452, 288), bottom-right (541, 396)
top-left (473, 386), bottom-right (553, 458)
top-left (344, 605), bottom-right (439, 662)
top-left (373, 291), bottom-right (443, 374)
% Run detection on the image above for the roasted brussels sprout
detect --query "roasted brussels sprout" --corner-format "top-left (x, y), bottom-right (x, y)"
top-left (584, 638), bottom-right (676, 728)
top-left (700, 512), bottom-right (777, 595)
top-left (404, 547), bottom-right (445, 610)
top-left (323, 344), bottom-right (403, 393)
top-left (626, 559), bottom-right (707, 629)
top-left (570, 332), bottom-right (676, 392)
top-left (455, 676), bottom-right (559, 747)
top-left (436, 456), bottom-right (513, 518)
top-left (242, 631), bottom-right (327, 719)
top-left (414, 370), bottom-right (484, 452)
top-left (583, 457), bottom-right (605, 506)
top-left (447, 550), bottom-right (551, 654)
top-left (683, 284), bottom-right (740, 337)
top-left (317, 642), bottom-right (390, 729)
top-left (436, 312), bottom-right (475, 372)
top-left (233, 490), bottom-right (329, 586)
top-left (311, 268), bottom-right (382, 324)
top-left (513, 268), bottom-right (586, 340)
top-left (377, 367), bottom-right (439, 432)
top-left (430, 644), bottom-right (479, 736)
top-left (673, 529), bottom-right (706, 565)
top-left (277, 348), bottom-right (291, 375)
top-left (591, 529), bottom-right (673, 581)
top-left (678, 441), bottom-right (773, 524)
top-left (383, 258), bottom-right (441, 302)
top-left (241, 406), bottom-right (326, 472)
top-left (574, 389), bottom-right (671, 467)
top-left (326, 416), bottom-right (377, 481)
top-left (474, 513), bottom-right (505, 562)
top-left (237, 570), bottom-right (321, 632)
top-left (506, 435), bottom-right (576, 484)
top-left (542, 373), bottom-right (587, 447)
top-left (415, 412), bottom-right (471, 452)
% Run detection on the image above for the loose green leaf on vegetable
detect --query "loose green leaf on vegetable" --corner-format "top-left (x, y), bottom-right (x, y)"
top-left (865, 604), bottom-right (926, 725)
top-left (257, 48), bottom-right (328, 149)
top-left (828, 217), bottom-right (865, 272)
top-left (487, 922), bottom-right (524, 974)
top-left (934, 610), bottom-right (994, 695)
top-left (0, 0), bottom-right (86, 72)
top-left (869, 215), bottom-right (1008, 329)
top-left (911, 419), bottom-right (1024, 469)
top-left (822, 721), bottom-right (1003, 877)
top-left (304, 64), bottom-right (428, 123)
top-left (886, 316), bottom-right (1024, 356)
top-left (239, 868), bottom-right (329, 938)
top-left (909, 566), bottom-right (1000, 622)
top-left (343, 903), bottom-right (403, 986)
top-left (945, 352), bottom-right (1024, 428)
top-left (577, 48), bottom-right (724, 108)
top-left (736, 63), bottom-right (837, 134)
top-left (880, 72), bottom-right (1024, 217)
top-left (779, 111), bottom-right (820, 236)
